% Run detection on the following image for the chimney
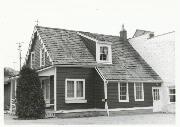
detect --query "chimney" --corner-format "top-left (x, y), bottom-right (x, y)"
top-left (120, 24), bottom-right (127, 41)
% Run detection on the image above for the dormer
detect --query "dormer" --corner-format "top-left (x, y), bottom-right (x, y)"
top-left (78, 32), bottom-right (112, 64)
top-left (96, 41), bottom-right (112, 64)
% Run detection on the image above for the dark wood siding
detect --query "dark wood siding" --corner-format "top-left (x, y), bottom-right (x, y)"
top-left (80, 37), bottom-right (96, 57)
top-left (56, 67), bottom-right (105, 110)
top-left (27, 35), bottom-right (52, 70)
top-left (107, 82), bottom-right (159, 109)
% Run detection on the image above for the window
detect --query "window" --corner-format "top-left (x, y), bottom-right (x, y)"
top-left (169, 88), bottom-right (175, 103)
top-left (118, 82), bottom-right (129, 102)
top-left (41, 79), bottom-right (50, 104)
top-left (100, 46), bottom-right (108, 61)
top-left (40, 48), bottom-right (45, 67)
top-left (134, 82), bottom-right (144, 101)
top-left (65, 79), bottom-right (86, 103)
top-left (31, 52), bottom-right (35, 68)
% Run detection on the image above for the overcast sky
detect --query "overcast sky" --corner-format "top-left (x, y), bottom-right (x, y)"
top-left (0, 0), bottom-right (178, 71)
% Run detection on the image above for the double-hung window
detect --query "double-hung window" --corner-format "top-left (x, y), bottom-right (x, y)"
top-left (169, 88), bottom-right (175, 103)
top-left (31, 52), bottom-right (35, 69)
top-left (40, 48), bottom-right (45, 67)
top-left (65, 79), bottom-right (86, 103)
top-left (118, 82), bottom-right (129, 102)
top-left (100, 46), bottom-right (108, 61)
top-left (134, 82), bottom-right (144, 101)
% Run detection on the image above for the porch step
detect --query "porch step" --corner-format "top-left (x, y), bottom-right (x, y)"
top-left (45, 111), bottom-right (56, 118)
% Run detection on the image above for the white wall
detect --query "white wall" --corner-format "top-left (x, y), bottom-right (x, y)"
top-left (129, 32), bottom-right (175, 86)
top-left (129, 32), bottom-right (175, 113)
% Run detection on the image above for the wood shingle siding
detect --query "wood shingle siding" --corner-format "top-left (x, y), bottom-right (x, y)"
top-left (107, 82), bottom-right (160, 109)
top-left (56, 67), bottom-right (105, 110)
top-left (80, 36), bottom-right (96, 58)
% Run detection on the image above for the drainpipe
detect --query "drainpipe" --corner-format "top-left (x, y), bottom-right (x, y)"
top-left (104, 80), bottom-right (109, 117)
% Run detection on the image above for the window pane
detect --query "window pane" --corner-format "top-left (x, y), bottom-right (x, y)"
top-left (135, 83), bottom-right (143, 100)
top-left (170, 95), bottom-right (175, 102)
top-left (67, 81), bottom-right (74, 98)
top-left (46, 84), bottom-right (50, 100)
top-left (169, 89), bottom-right (175, 94)
top-left (100, 46), bottom-right (108, 61)
top-left (76, 81), bottom-right (83, 97)
top-left (119, 83), bottom-right (128, 101)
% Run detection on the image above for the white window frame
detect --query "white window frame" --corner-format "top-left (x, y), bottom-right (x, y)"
top-left (40, 48), bottom-right (45, 67)
top-left (65, 79), bottom-right (86, 103)
top-left (96, 43), bottom-right (112, 64)
top-left (31, 52), bottom-right (35, 69)
top-left (134, 82), bottom-right (144, 101)
top-left (169, 88), bottom-right (175, 103)
top-left (118, 82), bottom-right (129, 102)
top-left (41, 78), bottom-right (50, 105)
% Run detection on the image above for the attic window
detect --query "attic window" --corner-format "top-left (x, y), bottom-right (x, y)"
top-left (31, 52), bottom-right (35, 69)
top-left (100, 46), bottom-right (108, 61)
top-left (40, 48), bottom-right (45, 67)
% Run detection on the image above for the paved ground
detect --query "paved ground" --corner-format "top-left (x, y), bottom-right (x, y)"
top-left (4, 113), bottom-right (175, 125)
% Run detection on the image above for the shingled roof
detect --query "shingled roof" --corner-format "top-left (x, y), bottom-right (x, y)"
top-left (35, 26), bottom-right (161, 82)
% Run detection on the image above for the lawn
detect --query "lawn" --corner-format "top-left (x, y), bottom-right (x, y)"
top-left (4, 113), bottom-right (175, 125)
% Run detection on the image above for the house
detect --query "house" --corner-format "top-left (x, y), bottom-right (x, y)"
top-left (4, 67), bottom-right (18, 111)
top-left (9, 25), bottom-right (162, 116)
top-left (129, 30), bottom-right (175, 113)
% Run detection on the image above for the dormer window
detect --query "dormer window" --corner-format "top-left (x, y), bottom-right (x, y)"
top-left (40, 48), bottom-right (45, 67)
top-left (100, 46), bottom-right (108, 61)
top-left (96, 43), bottom-right (112, 64)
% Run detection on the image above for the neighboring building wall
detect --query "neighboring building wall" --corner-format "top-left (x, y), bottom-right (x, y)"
top-left (27, 35), bottom-right (52, 69)
top-left (129, 32), bottom-right (175, 112)
top-left (4, 83), bottom-right (11, 110)
top-left (56, 67), bottom-right (104, 110)
top-left (107, 82), bottom-right (159, 109)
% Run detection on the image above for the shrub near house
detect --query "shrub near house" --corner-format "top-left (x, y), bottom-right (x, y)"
top-left (16, 66), bottom-right (45, 119)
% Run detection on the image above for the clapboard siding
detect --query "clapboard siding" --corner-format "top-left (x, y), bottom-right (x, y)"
top-left (56, 67), bottom-right (96, 110)
top-left (94, 70), bottom-right (105, 108)
top-left (107, 82), bottom-right (159, 108)
top-left (27, 35), bottom-right (52, 70)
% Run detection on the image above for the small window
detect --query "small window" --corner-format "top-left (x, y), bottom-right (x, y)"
top-left (65, 79), bottom-right (86, 103)
top-left (169, 88), bottom-right (175, 103)
top-left (134, 82), bottom-right (144, 101)
top-left (40, 48), bottom-right (45, 67)
top-left (118, 82), bottom-right (129, 102)
top-left (31, 52), bottom-right (35, 68)
top-left (100, 46), bottom-right (108, 61)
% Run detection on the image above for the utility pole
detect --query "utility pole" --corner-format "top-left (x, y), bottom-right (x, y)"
top-left (17, 42), bottom-right (23, 71)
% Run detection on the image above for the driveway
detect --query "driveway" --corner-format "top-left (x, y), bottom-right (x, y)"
top-left (4, 113), bottom-right (175, 125)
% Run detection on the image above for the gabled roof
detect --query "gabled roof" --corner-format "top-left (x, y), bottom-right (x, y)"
top-left (32, 26), bottom-right (161, 82)
top-left (133, 29), bottom-right (153, 38)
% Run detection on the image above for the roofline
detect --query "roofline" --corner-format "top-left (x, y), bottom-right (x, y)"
top-left (24, 26), bottom-right (54, 65)
top-left (107, 79), bottom-right (163, 83)
top-left (95, 67), bottom-right (106, 82)
top-left (130, 30), bottom-right (175, 40)
top-left (36, 66), bottom-right (54, 72)
top-left (77, 32), bottom-right (112, 45)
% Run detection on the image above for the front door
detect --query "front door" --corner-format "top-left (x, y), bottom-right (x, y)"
top-left (152, 87), bottom-right (161, 112)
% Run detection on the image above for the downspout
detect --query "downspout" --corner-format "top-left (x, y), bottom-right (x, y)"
top-left (104, 80), bottom-right (109, 116)
top-left (95, 67), bottom-right (109, 116)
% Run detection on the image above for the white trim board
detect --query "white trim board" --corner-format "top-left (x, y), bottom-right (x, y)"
top-left (55, 106), bottom-right (153, 113)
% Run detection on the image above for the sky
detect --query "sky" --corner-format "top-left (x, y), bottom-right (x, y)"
top-left (0, 0), bottom-right (179, 71)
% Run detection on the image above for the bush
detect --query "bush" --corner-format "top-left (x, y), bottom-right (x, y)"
top-left (16, 66), bottom-right (45, 119)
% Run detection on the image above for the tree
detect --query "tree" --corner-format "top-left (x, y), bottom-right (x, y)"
top-left (16, 66), bottom-right (45, 119)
